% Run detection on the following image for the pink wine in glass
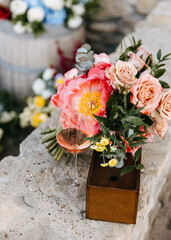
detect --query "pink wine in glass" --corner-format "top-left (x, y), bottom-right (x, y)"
top-left (57, 128), bottom-right (90, 154)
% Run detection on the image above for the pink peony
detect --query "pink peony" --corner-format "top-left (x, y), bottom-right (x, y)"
top-left (51, 67), bottom-right (112, 136)
top-left (131, 74), bottom-right (163, 114)
top-left (107, 60), bottom-right (137, 90)
top-left (93, 53), bottom-right (112, 65)
top-left (158, 89), bottom-right (171, 120)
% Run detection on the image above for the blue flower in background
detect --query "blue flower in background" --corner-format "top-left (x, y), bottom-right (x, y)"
top-left (44, 8), bottom-right (66, 26)
top-left (24, 0), bottom-right (43, 8)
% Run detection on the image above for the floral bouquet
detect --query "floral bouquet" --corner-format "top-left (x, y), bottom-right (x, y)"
top-left (42, 38), bottom-right (171, 175)
top-left (19, 67), bottom-right (63, 128)
top-left (9, 0), bottom-right (98, 35)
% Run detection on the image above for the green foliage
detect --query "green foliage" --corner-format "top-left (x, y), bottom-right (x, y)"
top-left (121, 165), bottom-right (135, 176)
top-left (119, 36), bottom-right (142, 61)
top-left (31, 21), bottom-right (45, 37)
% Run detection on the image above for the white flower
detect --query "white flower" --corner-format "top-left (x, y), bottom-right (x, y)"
top-left (13, 21), bottom-right (27, 34)
top-left (65, 0), bottom-right (72, 8)
top-left (0, 111), bottom-right (16, 123)
top-left (10, 0), bottom-right (28, 16)
top-left (72, 4), bottom-right (85, 16)
top-left (32, 78), bottom-right (46, 95)
top-left (39, 113), bottom-right (48, 122)
top-left (43, 0), bottom-right (64, 10)
top-left (27, 7), bottom-right (45, 23)
top-left (67, 15), bottom-right (83, 29)
top-left (26, 24), bottom-right (33, 33)
top-left (42, 89), bottom-right (54, 99)
top-left (42, 68), bottom-right (56, 81)
top-left (0, 128), bottom-right (4, 140)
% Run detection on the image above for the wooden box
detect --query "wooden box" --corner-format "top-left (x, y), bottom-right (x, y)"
top-left (86, 151), bottom-right (140, 224)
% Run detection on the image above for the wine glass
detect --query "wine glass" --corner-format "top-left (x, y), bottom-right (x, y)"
top-left (56, 108), bottom-right (90, 200)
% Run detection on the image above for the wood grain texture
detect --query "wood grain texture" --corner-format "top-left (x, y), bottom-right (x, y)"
top-left (86, 151), bottom-right (140, 224)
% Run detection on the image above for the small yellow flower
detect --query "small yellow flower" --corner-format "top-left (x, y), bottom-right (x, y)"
top-left (34, 96), bottom-right (46, 108)
top-left (96, 142), bottom-right (102, 147)
top-left (100, 163), bottom-right (109, 167)
top-left (95, 146), bottom-right (106, 152)
top-left (32, 113), bottom-right (48, 128)
top-left (56, 77), bottom-right (64, 85)
top-left (108, 159), bottom-right (118, 167)
top-left (100, 137), bottom-right (110, 146)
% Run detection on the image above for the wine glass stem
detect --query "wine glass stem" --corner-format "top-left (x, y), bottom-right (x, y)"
top-left (73, 154), bottom-right (79, 187)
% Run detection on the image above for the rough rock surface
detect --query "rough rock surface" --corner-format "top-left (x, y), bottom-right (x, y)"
top-left (1, 1), bottom-right (171, 239)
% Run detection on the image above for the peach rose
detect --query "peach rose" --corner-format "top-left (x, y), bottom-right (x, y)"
top-left (136, 47), bottom-right (151, 62)
top-left (129, 53), bottom-right (145, 72)
top-left (158, 89), bottom-right (171, 120)
top-left (93, 53), bottom-right (112, 64)
top-left (107, 60), bottom-right (137, 89)
top-left (147, 111), bottom-right (168, 138)
top-left (131, 74), bottom-right (163, 114)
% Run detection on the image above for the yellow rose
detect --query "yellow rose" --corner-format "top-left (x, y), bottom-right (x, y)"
top-left (34, 96), bottom-right (46, 108)
top-left (108, 159), bottom-right (117, 167)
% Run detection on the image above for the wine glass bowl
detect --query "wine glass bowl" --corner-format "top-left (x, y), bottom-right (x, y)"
top-left (56, 109), bottom-right (90, 200)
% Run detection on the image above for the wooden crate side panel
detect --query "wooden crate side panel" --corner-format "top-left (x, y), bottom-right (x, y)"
top-left (86, 185), bottom-right (139, 224)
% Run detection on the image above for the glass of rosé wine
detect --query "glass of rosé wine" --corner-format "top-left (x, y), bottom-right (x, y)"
top-left (56, 109), bottom-right (90, 200)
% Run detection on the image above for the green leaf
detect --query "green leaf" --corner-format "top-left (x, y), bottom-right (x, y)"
top-left (135, 148), bottom-right (142, 162)
top-left (159, 80), bottom-right (170, 89)
top-left (136, 163), bottom-right (145, 170)
top-left (107, 94), bottom-right (118, 110)
top-left (130, 141), bottom-right (146, 148)
top-left (121, 165), bottom-right (135, 176)
top-left (157, 49), bottom-right (161, 61)
top-left (153, 69), bottom-right (166, 78)
top-left (122, 116), bottom-right (147, 126)
top-left (92, 114), bottom-right (111, 126)
top-left (97, 120), bottom-right (108, 135)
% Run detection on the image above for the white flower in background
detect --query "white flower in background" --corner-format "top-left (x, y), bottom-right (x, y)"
top-left (19, 108), bottom-right (32, 128)
top-left (0, 128), bottom-right (4, 140)
top-left (42, 89), bottom-right (54, 99)
top-left (65, 0), bottom-right (72, 8)
top-left (27, 7), bottom-right (45, 23)
top-left (42, 68), bottom-right (56, 81)
top-left (13, 21), bottom-right (27, 34)
top-left (68, 15), bottom-right (83, 29)
top-left (26, 24), bottom-right (33, 33)
top-left (32, 78), bottom-right (46, 95)
top-left (43, 0), bottom-right (64, 10)
top-left (10, 0), bottom-right (28, 16)
top-left (72, 4), bottom-right (85, 16)
top-left (39, 113), bottom-right (48, 122)
top-left (0, 111), bottom-right (16, 123)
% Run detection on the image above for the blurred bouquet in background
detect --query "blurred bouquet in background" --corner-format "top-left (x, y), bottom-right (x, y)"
top-left (19, 66), bottom-right (64, 128)
top-left (8, 0), bottom-right (98, 35)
